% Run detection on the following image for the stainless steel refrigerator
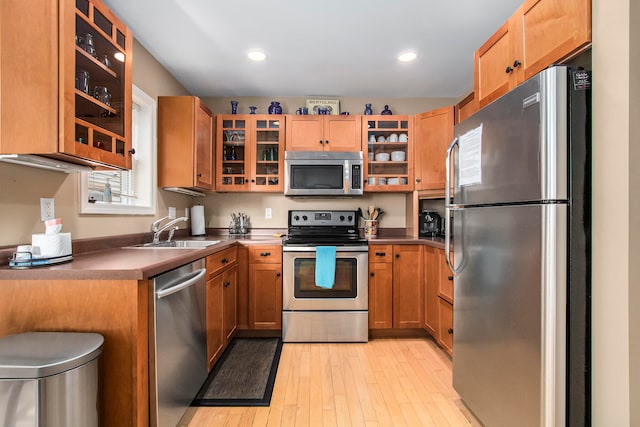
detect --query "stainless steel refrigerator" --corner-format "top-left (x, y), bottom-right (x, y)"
top-left (445, 66), bottom-right (591, 427)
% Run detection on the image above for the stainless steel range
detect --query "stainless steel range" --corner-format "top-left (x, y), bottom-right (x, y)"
top-left (282, 210), bottom-right (368, 342)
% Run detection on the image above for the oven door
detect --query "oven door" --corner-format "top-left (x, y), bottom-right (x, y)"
top-left (282, 246), bottom-right (368, 311)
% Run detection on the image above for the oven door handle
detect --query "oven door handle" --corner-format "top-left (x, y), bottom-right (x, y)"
top-left (283, 245), bottom-right (369, 253)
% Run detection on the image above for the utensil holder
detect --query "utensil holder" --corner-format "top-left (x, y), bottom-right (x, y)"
top-left (363, 220), bottom-right (378, 238)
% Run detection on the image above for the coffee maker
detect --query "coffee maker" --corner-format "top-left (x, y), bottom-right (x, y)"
top-left (419, 210), bottom-right (443, 237)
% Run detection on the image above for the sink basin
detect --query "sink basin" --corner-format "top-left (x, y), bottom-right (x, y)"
top-left (127, 240), bottom-right (221, 249)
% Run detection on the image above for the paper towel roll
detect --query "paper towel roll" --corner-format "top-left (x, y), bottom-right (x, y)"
top-left (32, 233), bottom-right (72, 258)
top-left (191, 205), bottom-right (205, 236)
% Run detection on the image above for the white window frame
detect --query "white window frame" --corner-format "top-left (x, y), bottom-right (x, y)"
top-left (79, 85), bottom-right (157, 215)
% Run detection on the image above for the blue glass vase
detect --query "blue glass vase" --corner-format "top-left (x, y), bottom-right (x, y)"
top-left (268, 101), bottom-right (282, 114)
top-left (231, 100), bottom-right (238, 114)
top-left (364, 104), bottom-right (373, 115)
top-left (249, 106), bottom-right (257, 114)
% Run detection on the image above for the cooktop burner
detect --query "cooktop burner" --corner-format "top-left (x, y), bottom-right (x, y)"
top-left (284, 210), bottom-right (367, 246)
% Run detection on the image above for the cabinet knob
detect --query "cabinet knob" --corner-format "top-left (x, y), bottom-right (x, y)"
top-left (319, 140), bottom-right (323, 145)
top-left (370, 272), bottom-right (374, 277)
top-left (448, 276), bottom-right (453, 281)
top-left (415, 178), bottom-right (421, 183)
top-left (447, 328), bottom-right (453, 335)
top-left (224, 281), bottom-right (230, 287)
top-left (197, 173), bottom-right (202, 177)
top-left (505, 66), bottom-right (513, 74)
top-left (325, 140), bottom-right (329, 144)
top-left (513, 59), bottom-right (521, 68)
top-left (245, 179), bottom-right (249, 183)
top-left (128, 148), bottom-right (136, 155)
top-left (276, 272), bottom-right (281, 277)
top-left (260, 252), bottom-right (271, 257)
top-left (221, 258), bottom-right (228, 264)
top-left (251, 179), bottom-right (255, 183)
top-left (395, 254), bottom-right (400, 258)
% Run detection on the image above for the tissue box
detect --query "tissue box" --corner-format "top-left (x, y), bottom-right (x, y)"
top-left (32, 233), bottom-right (72, 258)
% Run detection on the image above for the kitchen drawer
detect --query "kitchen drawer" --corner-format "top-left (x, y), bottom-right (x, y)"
top-left (369, 245), bottom-right (393, 263)
top-left (248, 245), bottom-right (282, 264)
top-left (206, 246), bottom-right (237, 279)
top-left (438, 297), bottom-right (453, 355)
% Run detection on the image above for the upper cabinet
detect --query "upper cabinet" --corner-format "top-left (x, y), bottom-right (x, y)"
top-left (285, 115), bottom-right (361, 152)
top-left (158, 96), bottom-right (214, 191)
top-left (362, 116), bottom-right (414, 192)
top-left (216, 115), bottom-right (284, 192)
top-left (455, 92), bottom-right (477, 125)
top-left (414, 106), bottom-right (454, 194)
top-left (475, 0), bottom-right (591, 107)
top-left (0, 0), bottom-right (133, 169)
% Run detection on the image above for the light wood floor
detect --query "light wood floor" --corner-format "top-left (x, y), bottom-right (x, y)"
top-left (180, 337), bottom-right (481, 426)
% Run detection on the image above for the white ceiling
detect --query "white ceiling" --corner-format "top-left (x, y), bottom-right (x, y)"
top-left (102, 0), bottom-right (522, 99)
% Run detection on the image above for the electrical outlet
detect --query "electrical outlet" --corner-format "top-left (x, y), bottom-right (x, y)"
top-left (40, 198), bottom-right (55, 221)
top-left (184, 208), bottom-right (189, 219)
top-left (168, 207), bottom-right (176, 219)
top-left (265, 208), bottom-right (272, 219)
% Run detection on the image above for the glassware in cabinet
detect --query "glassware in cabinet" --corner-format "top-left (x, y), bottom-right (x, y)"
top-left (362, 116), bottom-right (414, 191)
top-left (72, 0), bottom-right (133, 168)
top-left (218, 118), bottom-right (248, 190)
top-left (253, 118), bottom-right (283, 190)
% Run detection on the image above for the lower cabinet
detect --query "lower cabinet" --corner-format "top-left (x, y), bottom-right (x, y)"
top-left (247, 245), bottom-right (283, 330)
top-left (423, 246), bottom-right (455, 356)
top-left (438, 297), bottom-right (454, 355)
top-left (368, 244), bottom-right (423, 329)
top-left (206, 246), bottom-right (238, 370)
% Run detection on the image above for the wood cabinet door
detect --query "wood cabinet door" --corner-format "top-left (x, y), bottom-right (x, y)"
top-left (248, 263), bottom-right (282, 329)
top-left (222, 265), bottom-right (238, 343)
top-left (323, 115), bottom-right (361, 152)
top-left (455, 92), bottom-right (477, 125)
top-left (414, 106), bottom-right (454, 192)
top-left (423, 246), bottom-right (440, 336)
top-left (438, 298), bottom-right (454, 355)
top-left (285, 115), bottom-right (325, 151)
top-left (206, 274), bottom-right (224, 370)
top-left (158, 97), bottom-right (196, 188)
top-left (194, 99), bottom-right (214, 190)
top-left (438, 250), bottom-right (454, 303)
top-left (474, 16), bottom-right (520, 108)
top-left (520, 0), bottom-right (591, 80)
top-left (368, 262), bottom-right (393, 329)
top-left (236, 245), bottom-right (249, 330)
top-left (392, 245), bottom-right (423, 328)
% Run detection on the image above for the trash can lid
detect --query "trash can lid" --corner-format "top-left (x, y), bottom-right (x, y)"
top-left (0, 332), bottom-right (104, 379)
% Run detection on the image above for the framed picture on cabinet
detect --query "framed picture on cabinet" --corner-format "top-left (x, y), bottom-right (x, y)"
top-left (306, 99), bottom-right (340, 115)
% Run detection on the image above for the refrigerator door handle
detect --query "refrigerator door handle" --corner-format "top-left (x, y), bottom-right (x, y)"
top-left (445, 136), bottom-right (462, 276)
top-left (445, 136), bottom-right (459, 208)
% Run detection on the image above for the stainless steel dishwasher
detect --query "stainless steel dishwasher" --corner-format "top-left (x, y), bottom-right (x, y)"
top-left (149, 259), bottom-right (207, 427)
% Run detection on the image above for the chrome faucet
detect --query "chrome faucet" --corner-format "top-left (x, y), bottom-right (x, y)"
top-left (151, 216), bottom-right (188, 244)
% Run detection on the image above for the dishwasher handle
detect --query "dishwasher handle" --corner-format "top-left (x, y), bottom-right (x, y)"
top-left (156, 268), bottom-right (206, 299)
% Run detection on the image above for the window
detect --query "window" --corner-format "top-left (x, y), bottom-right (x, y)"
top-left (79, 85), bottom-right (156, 215)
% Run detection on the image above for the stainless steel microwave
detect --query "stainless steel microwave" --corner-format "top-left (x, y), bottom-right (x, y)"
top-left (284, 151), bottom-right (363, 196)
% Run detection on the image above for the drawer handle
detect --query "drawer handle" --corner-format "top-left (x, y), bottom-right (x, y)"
top-left (221, 258), bottom-right (229, 264)
top-left (276, 272), bottom-right (281, 277)
top-left (375, 252), bottom-right (386, 257)
top-left (224, 281), bottom-right (231, 287)
top-left (260, 252), bottom-right (271, 257)
top-left (447, 328), bottom-right (453, 335)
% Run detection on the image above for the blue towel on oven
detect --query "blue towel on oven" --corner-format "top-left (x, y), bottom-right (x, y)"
top-left (315, 246), bottom-right (336, 289)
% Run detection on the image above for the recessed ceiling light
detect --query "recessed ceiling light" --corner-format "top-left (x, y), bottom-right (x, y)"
top-left (398, 51), bottom-right (417, 62)
top-left (247, 50), bottom-right (267, 61)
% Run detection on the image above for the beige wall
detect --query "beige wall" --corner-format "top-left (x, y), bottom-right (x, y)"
top-left (0, 40), bottom-right (192, 247)
top-left (592, 0), bottom-right (639, 424)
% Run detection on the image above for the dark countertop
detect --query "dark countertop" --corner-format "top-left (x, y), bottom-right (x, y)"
top-left (0, 233), bottom-right (446, 281)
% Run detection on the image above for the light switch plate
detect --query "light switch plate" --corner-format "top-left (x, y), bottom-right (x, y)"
top-left (265, 208), bottom-right (272, 219)
top-left (40, 198), bottom-right (55, 221)
top-left (168, 207), bottom-right (176, 219)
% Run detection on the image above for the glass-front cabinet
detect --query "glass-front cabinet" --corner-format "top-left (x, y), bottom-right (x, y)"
top-left (72, 0), bottom-right (132, 168)
top-left (362, 116), bottom-right (414, 192)
top-left (0, 0), bottom-right (133, 169)
top-left (216, 115), bottom-right (284, 192)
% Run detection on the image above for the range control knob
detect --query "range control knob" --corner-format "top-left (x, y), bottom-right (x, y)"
top-left (294, 215), bottom-right (300, 221)
top-left (348, 215), bottom-right (353, 221)
top-left (340, 215), bottom-right (345, 221)
top-left (302, 215), bottom-right (308, 221)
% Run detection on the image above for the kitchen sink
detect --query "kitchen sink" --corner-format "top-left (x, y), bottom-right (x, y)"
top-left (127, 240), bottom-right (221, 249)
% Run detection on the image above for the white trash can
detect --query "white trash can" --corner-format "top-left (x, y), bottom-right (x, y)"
top-left (0, 332), bottom-right (104, 427)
